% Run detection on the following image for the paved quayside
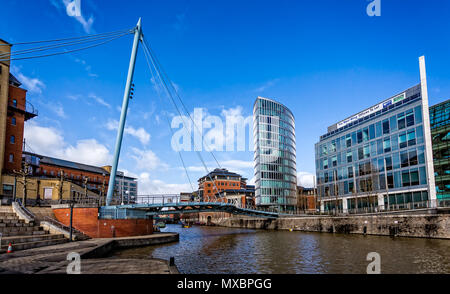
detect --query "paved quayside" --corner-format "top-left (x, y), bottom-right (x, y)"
top-left (0, 233), bottom-right (179, 274)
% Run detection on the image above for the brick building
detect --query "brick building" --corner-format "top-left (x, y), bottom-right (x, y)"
top-left (198, 168), bottom-right (247, 202)
top-left (0, 38), bottom-right (38, 197)
top-left (297, 186), bottom-right (318, 213)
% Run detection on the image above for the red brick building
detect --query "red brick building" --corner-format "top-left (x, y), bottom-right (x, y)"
top-left (198, 168), bottom-right (247, 202)
top-left (3, 74), bottom-right (37, 173)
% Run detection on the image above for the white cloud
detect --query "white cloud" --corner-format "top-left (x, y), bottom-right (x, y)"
top-left (106, 119), bottom-right (150, 145)
top-left (24, 121), bottom-right (111, 166)
top-left (253, 78), bottom-right (279, 93)
top-left (138, 172), bottom-right (193, 194)
top-left (46, 102), bottom-right (67, 118)
top-left (89, 93), bottom-right (111, 109)
top-left (61, 0), bottom-right (95, 33)
top-left (11, 66), bottom-right (45, 94)
top-left (130, 148), bottom-right (169, 171)
top-left (297, 171), bottom-right (315, 188)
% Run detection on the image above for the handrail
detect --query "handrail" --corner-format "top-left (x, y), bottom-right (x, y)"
top-left (15, 198), bottom-right (35, 221)
top-left (43, 216), bottom-right (88, 239)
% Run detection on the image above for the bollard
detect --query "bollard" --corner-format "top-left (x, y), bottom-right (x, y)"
top-left (169, 256), bottom-right (175, 266)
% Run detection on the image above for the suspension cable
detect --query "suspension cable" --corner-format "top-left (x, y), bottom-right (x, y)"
top-left (0, 30), bottom-right (133, 58)
top-left (0, 28), bottom-right (133, 46)
top-left (0, 33), bottom-right (132, 62)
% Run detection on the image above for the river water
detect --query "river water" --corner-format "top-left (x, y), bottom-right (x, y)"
top-left (111, 224), bottom-right (450, 274)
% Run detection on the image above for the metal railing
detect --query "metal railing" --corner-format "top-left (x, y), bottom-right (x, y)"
top-left (15, 198), bottom-right (36, 220)
top-left (43, 216), bottom-right (89, 240)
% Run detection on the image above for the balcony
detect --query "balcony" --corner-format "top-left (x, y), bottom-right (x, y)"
top-left (8, 101), bottom-right (38, 120)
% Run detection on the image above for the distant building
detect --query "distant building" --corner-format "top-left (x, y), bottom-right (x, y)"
top-left (253, 96), bottom-right (297, 212)
top-left (197, 168), bottom-right (247, 202)
top-left (429, 99), bottom-right (450, 205)
top-left (112, 169), bottom-right (138, 204)
top-left (0, 39), bottom-right (38, 198)
top-left (213, 185), bottom-right (255, 207)
top-left (297, 186), bottom-right (317, 212)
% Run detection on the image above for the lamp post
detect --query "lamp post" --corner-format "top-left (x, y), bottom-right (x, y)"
top-left (69, 199), bottom-right (74, 242)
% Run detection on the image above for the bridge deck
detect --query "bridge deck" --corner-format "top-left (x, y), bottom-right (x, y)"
top-left (99, 202), bottom-right (279, 219)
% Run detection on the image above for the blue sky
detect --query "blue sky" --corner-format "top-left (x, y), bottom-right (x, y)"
top-left (1, 0), bottom-right (449, 193)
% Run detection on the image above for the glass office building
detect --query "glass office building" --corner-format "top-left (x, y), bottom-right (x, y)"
top-left (430, 99), bottom-right (450, 205)
top-left (314, 57), bottom-right (436, 213)
top-left (253, 96), bottom-right (297, 211)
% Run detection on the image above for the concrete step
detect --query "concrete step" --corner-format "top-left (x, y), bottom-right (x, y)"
top-left (0, 237), bottom-right (68, 253)
top-left (0, 219), bottom-right (25, 224)
top-left (0, 207), bottom-right (13, 213)
top-left (0, 222), bottom-right (33, 228)
top-left (0, 234), bottom-right (65, 246)
top-left (0, 213), bottom-right (20, 219)
top-left (0, 226), bottom-right (45, 235)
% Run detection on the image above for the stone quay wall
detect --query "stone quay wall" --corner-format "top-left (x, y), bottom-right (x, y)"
top-left (217, 214), bottom-right (450, 239)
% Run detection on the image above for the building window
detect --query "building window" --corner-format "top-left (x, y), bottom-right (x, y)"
top-left (12, 99), bottom-right (17, 107)
top-left (10, 135), bottom-right (15, 144)
top-left (9, 154), bottom-right (13, 163)
top-left (11, 117), bottom-right (16, 126)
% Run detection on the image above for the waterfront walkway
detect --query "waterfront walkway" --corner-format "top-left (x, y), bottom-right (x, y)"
top-left (0, 233), bottom-right (179, 274)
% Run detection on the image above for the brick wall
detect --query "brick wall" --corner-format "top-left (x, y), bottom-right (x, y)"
top-left (53, 207), bottom-right (153, 238)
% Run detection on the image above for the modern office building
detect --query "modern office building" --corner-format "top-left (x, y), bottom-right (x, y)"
top-left (315, 57), bottom-right (436, 213)
top-left (253, 96), bottom-right (297, 211)
top-left (429, 99), bottom-right (450, 205)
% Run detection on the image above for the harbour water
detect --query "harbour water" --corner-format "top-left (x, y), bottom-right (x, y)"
top-left (111, 224), bottom-right (450, 274)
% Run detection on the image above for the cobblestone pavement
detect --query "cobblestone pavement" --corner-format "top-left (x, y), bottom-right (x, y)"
top-left (0, 234), bottom-right (177, 274)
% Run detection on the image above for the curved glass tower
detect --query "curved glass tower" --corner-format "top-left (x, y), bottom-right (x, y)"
top-left (253, 97), bottom-right (297, 211)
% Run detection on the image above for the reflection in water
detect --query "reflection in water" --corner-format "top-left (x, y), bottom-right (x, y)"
top-left (111, 225), bottom-right (450, 274)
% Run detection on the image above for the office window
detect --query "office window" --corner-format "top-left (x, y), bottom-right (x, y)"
top-left (332, 155), bottom-right (337, 167)
top-left (409, 149), bottom-right (418, 166)
top-left (406, 109), bottom-right (415, 127)
top-left (419, 166), bottom-right (427, 185)
top-left (357, 130), bottom-right (363, 144)
top-left (399, 132), bottom-right (407, 148)
top-left (402, 170), bottom-right (410, 187)
top-left (410, 169), bottom-right (419, 186)
top-left (10, 135), bottom-right (15, 144)
top-left (346, 134), bottom-right (351, 147)
top-left (11, 117), bottom-right (16, 126)
top-left (382, 119), bottom-right (390, 134)
top-left (363, 128), bottom-right (369, 142)
top-left (400, 151), bottom-right (409, 168)
top-left (346, 151), bottom-right (352, 163)
top-left (375, 122), bottom-right (382, 138)
top-left (407, 129), bottom-right (416, 146)
top-left (9, 154), bottom-right (13, 163)
top-left (391, 134), bottom-right (398, 151)
top-left (398, 112), bottom-right (406, 130)
top-left (416, 125), bottom-right (424, 144)
top-left (385, 156), bottom-right (393, 171)
top-left (369, 124), bottom-right (375, 140)
top-left (377, 139), bottom-right (383, 155)
top-left (358, 147), bottom-right (364, 160)
top-left (348, 166), bottom-right (353, 178)
top-left (383, 138), bottom-right (391, 153)
top-left (390, 116), bottom-right (397, 132)
top-left (393, 152), bottom-right (400, 169)
top-left (363, 144), bottom-right (370, 158)
top-left (414, 106), bottom-right (423, 124)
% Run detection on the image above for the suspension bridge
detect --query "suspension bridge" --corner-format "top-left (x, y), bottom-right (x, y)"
top-left (1, 18), bottom-right (280, 220)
